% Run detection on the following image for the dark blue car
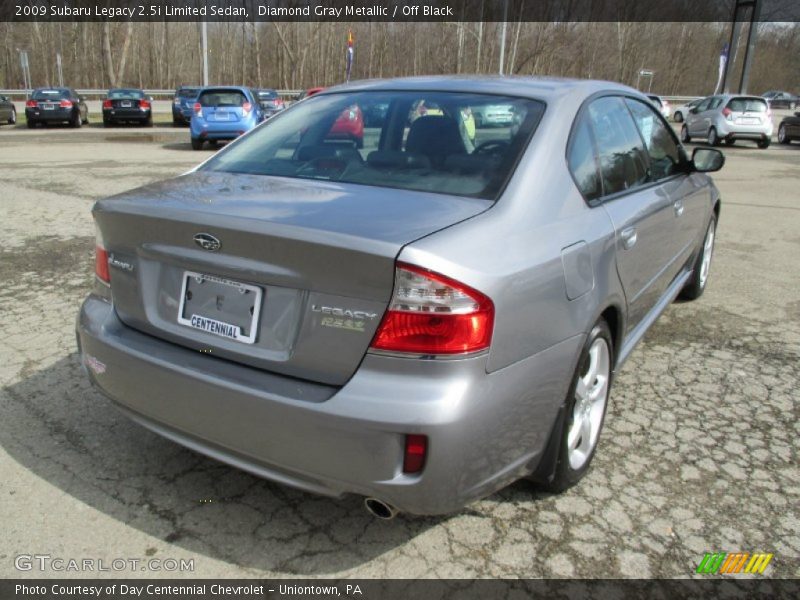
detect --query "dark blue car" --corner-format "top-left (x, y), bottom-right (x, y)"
top-left (172, 86), bottom-right (201, 126)
top-left (190, 86), bottom-right (262, 150)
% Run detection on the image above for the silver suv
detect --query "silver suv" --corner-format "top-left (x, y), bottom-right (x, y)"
top-left (681, 94), bottom-right (773, 149)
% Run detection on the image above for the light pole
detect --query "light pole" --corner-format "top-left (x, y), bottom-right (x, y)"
top-left (498, 0), bottom-right (508, 75)
top-left (201, 21), bottom-right (209, 85)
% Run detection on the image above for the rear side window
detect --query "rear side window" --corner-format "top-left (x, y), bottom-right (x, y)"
top-left (624, 98), bottom-right (681, 181)
top-left (567, 117), bottom-right (602, 201)
top-left (728, 97), bottom-right (768, 113)
top-left (199, 89), bottom-right (247, 107)
top-left (586, 97), bottom-right (649, 196)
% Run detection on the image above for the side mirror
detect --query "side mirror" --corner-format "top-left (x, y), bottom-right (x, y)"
top-left (691, 148), bottom-right (725, 173)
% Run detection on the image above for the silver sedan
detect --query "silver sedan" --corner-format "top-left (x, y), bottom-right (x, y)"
top-left (77, 77), bottom-right (724, 516)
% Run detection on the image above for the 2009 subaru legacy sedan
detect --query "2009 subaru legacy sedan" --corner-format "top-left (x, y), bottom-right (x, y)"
top-left (77, 77), bottom-right (724, 517)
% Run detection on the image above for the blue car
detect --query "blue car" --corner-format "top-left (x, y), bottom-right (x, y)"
top-left (172, 86), bottom-right (201, 126)
top-left (190, 86), bottom-right (262, 150)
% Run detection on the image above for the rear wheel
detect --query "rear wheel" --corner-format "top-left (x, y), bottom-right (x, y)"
top-left (680, 125), bottom-right (691, 143)
top-left (26, 120), bottom-right (36, 129)
top-left (757, 137), bottom-right (771, 149)
top-left (533, 320), bottom-right (613, 493)
top-left (144, 115), bottom-right (153, 127)
top-left (790, 101), bottom-right (797, 110)
top-left (71, 110), bottom-right (82, 128)
top-left (8, 108), bottom-right (16, 125)
top-left (725, 138), bottom-right (735, 146)
top-left (191, 137), bottom-right (204, 150)
top-left (707, 127), bottom-right (719, 146)
top-left (680, 214), bottom-right (716, 301)
top-left (103, 118), bottom-right (112, 127)
top-left (778, 124), bottom-right (790, 144)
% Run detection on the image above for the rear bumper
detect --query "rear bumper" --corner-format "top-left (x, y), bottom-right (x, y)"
top-left (191, 120), bottom-right (256, 140)
top-left (76, 295), bottom-right (581, 515)
top-left (103, 108), bottom-right (151, 122)
top-left (26, 108), bottom-right (73, 122)
top-left (716, 121), bottom-right (773, 139)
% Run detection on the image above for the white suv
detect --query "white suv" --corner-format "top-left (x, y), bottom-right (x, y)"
top-left (681, 94), bottom-right (773, 149)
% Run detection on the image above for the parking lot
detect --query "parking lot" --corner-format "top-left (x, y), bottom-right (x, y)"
top-left (0, 118), bottom-right (798, 579)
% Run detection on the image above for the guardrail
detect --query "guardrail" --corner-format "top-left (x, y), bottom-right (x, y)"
top-left (0, 88), bottom-right (303, 98)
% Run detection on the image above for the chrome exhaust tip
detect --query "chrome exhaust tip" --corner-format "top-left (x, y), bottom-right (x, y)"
top-left (364, 497), bottom-right (398, 520)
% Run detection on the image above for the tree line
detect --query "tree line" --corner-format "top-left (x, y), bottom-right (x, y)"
top-left (1, 21), bottom-right (798, 95)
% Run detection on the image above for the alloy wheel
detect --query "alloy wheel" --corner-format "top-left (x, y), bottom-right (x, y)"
top-left (567, 338), bottom-right (611, 470)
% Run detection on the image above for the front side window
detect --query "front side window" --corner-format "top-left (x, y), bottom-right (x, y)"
top-left (202, 91), bottom-right (545, 200)
top-left (586, 96), bottom-right (649, 196)
top-left (625, 98), bottom-right (681, 181)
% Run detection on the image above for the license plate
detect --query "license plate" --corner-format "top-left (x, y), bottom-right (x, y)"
top-left (740, 117), bottom-right (759, 125)
top-left (177, 271), bottom-right (263, 344)
top-left (121, 101), bottom-right (132, 108)
top-left (43, 103), bottom-right (55, 110)
top-left (214, 112), bottom-right (231, 121)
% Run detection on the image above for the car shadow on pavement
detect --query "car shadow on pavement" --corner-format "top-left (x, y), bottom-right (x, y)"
top-left (0, 354), bottom-right (445, 574)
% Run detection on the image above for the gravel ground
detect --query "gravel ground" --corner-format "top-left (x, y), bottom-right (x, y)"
top-left (0, 122), bottom-right (798, 580)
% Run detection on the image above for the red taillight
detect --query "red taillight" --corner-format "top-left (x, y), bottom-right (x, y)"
top-left (722, 107), bottom-right (732, 119)
top-left (193, 102), bottom-right (202, 115)
top-left (370, 263), bottom-right (494, 355)
top-left (25, 99), bottom-right (37, 108)
top-left (95, 224), bottom-right (110, 283)
top-left (60, 99), bottom-right (73, 109)
top-left (403, 434), bottom-right (428, 474)
top-left (102, 99), bottom-right (112, 109)
top-left (139, 99), bottom-right (151, 110)
top-left (242, 101), bottom-right (252, 115)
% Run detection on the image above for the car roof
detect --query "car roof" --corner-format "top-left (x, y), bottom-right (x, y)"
top-left (199, 86), bottom-right (251, 93)
top-left (318, 76), bottom-right (639, 103)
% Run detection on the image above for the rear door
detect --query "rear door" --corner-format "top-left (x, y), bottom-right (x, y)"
top-left (584, 96), bottom-right (681, 331)
top-left (686, 97), bottom-right (712, 137)
top-left (199, 88), bottom-right (248, 124)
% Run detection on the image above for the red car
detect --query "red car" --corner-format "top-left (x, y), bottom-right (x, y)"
top-left (301, 87), bottom-right (363, 148)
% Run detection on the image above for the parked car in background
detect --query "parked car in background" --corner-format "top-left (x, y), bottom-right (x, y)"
top-left (298, 87), bottom-right (325, 101)
top-left (255, 89), bottom-right (285, 120)
top-left (25, 88), bottom-right (88, 128)
top-left (672, 98), bottom-right (704, 123)
top-left (79, 77), bottom-right (723, 517)
top-left (102, 89), bottom-right (152, 127)
top-left (681, 94), bottom-right (773, 148)
top-left (646, 95), bottom-right (671, 120)
top-left (190, 86), bottom-right (262, 150)
top-left (777, 110), bottom-right (800, 144)
top-left (762, 90), bottom-right (798, 110)
top-left (172, 86), bottom-right (201, 126)
top-left (0, 94), bottom-right (16, 126)
top-left (472, 103), bottom-right (515, 127)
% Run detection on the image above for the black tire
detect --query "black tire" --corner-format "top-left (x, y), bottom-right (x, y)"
top-left (680, 214), bottom-right (716, 301)
top-left (103, 118), bottom-right (112, 128)
top-left (26, 120), bottom-right (36, 129)
top-left (725, 138), bottom-right (735, 146)
top-left (674, 111), bottom-right (683, 123)
top-left (191, 137), bottom-right (204, 150)
top-left (8, 108), bottom-right (16, 125)
top-left (707, 127), bottom-right (719, 147)
top-left (532, 320), bottom-right (614, 493)
top-left (71, 110), bottom-right (82, 128)
top-left (680, 125), bottom-right (691, 143)
top-left (82, 112), bottom-right (89, 125)
top-left (757, 137), bottom-right (771, 149)
top-left (778, 125), bottom-right (791, 145)
top-left (144, 115), bottom-right (153, 127)
top-left (790, 102), bottom-right (797, 111)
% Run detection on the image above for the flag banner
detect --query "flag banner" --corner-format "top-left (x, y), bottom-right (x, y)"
top-left (346, 29), bottom-right (354, 82)
top-left (714, 43), bottom-right (729, 94)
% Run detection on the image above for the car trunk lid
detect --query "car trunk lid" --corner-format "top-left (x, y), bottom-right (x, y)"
top-left (94, 171), bottom-right (490, 386)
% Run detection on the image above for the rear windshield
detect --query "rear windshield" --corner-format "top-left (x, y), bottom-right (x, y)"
top-left (258, 90), bottom-right (278, 99)
top-left (199, 89), bottom-right (248, 107)
top-left (728, 97), bottom-right (767, 113)
top-left (176, 88), bottom-right (200, 98)
top-left (108, 89), bottom-right (144, 99)
top-left (201, 91), bottom-right (545, 200)
top-left (32, 89), bottom-right (69, 100)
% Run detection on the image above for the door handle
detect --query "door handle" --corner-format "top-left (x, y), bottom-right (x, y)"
top-left (621, 227), bottom-right (638, 250)
top-left (674, 200), bottom-right (685, 217)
